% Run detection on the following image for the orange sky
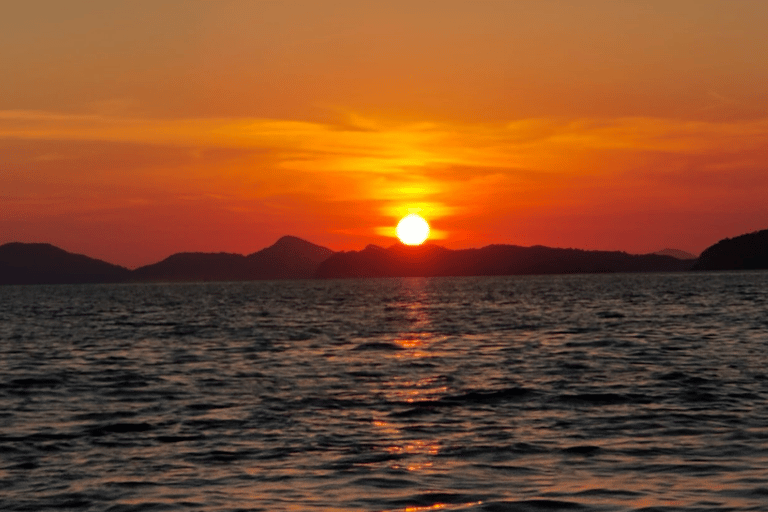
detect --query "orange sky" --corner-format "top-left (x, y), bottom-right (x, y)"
top-left (2, 1), bottom-right (768, 267)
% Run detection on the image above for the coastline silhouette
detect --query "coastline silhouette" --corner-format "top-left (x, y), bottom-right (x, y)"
top-left (3, 228), bottom-right (766, 285)
top-left (692, 229), bottom-right (768, 271)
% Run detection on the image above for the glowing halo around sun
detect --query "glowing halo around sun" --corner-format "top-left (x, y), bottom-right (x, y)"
top-left (396, 214), bottom-right (430, 245)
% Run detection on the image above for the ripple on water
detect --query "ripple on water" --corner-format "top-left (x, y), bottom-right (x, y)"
top-left (2, 274), bottom-right (768, 511)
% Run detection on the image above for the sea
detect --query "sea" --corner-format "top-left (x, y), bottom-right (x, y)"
top-left (1, 272), bottom-right (767, 512)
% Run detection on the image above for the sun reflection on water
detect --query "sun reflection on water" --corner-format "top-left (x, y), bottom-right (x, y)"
top-left (384, 502), bottom-right (484, 512)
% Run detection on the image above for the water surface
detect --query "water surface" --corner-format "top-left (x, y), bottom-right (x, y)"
top-left (1, 272), bottom-right (767, 511)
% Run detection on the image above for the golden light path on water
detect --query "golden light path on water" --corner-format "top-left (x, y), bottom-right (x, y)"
top-left (2, 274), bottom-right (768, 510)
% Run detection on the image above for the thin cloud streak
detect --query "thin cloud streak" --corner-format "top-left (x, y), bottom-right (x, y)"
top-left (4, 109), bottom-right (768, 166)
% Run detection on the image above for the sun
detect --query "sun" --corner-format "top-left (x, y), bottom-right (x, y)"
top-left (396, 214), bottom-right (430, 245)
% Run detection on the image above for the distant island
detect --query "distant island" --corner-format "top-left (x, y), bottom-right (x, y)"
top-left (654, 248), bottom-right (697, 260)
top-left (1, 228), bottom-right (765, 285)
top-left (314, 243), bottom-right (693, 279)
top-left (692, 229), bottom-right (768, 271)
top-left (0, 242), bottom-right (130, 285)
top-left (0, 235), bottom-right (690, 286)
top-left (130, 236), bottom-right (332, 282)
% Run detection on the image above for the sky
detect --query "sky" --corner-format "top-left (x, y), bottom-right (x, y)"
top-left (2, 0), bottom-right (767, 268)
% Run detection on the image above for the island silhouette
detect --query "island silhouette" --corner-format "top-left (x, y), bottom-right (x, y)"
top-left (6, 231), bottom-right (743, 286)
top-left (692, 229), bottom-right (768, 271)
top-left (3, 228), bottom-right (767, 285)
top-left (314, 242), bottom-right (694, 279)
top-left (130, 236), bottom-right (332, 282)
top-left (0, 242), bottom-right (130, 285)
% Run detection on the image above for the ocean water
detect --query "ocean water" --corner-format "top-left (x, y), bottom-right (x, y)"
top-left (1, 272), bottom-right (768, 512)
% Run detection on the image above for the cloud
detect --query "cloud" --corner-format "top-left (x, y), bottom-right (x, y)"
top-left (4, 108), bottom-right (767, 156)
top-left (3, 109), bottom-right (768, 225)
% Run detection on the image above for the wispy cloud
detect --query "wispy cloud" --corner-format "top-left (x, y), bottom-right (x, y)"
top-left (3, 110), bottom-right (768, 226)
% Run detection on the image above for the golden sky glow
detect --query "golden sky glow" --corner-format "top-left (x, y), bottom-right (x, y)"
top-left (2, 1), bottom-right (768, 266)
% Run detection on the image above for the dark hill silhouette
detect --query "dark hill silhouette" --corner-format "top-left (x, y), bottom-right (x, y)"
top-left (693, 229), bottom-right (768, 270)
top-left (0, 243), bottom-right (130, 285)
top-left (0, 236), bottom-right (702, 285)
top-left (654, 248), bottom-right (697, 260)
top-left (130, 252), bottom-right (250, 282)
top-left (245, 235), bottom-right (334, 279)
top-left (315, 242), bottom-right (695, 279)
top-left (130, 236), bottom-right (333, 282)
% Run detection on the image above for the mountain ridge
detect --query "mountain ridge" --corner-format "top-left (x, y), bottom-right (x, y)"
top-left (654, 248), bottom-right (698, 260)
top-left (315, 242), bottom-right (694, 279)
top-left (6, 233), bottom-right (757, 285)
top-left (0, 242), bottom-right (131, 285)
top-left (130, 236), bottom-right (333, 282)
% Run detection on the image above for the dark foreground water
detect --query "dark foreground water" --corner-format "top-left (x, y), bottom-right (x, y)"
top-left (1, 272), bottom-right (768, 511)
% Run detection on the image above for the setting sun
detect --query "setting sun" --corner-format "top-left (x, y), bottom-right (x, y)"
top-left (396, 214), bottom-right (430, 245)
